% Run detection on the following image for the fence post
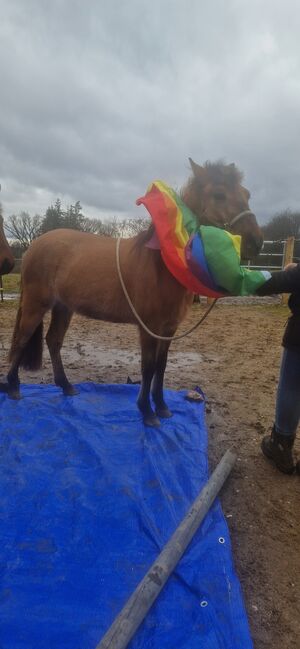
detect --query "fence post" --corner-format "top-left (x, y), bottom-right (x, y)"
top-left (282, 237), bottom-right (295, 305)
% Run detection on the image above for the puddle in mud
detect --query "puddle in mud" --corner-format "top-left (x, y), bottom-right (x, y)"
top-left (63, 342), bottom-right (216, 370)
top-left (1, 293), bottom-right (19, 301)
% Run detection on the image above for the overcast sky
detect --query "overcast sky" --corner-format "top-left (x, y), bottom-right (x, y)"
top-left (1, 0), bottom-right (300, 224)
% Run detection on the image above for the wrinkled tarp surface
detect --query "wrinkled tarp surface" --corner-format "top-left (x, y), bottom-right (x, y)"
top-left (0, 383), bottom-right (253, 649)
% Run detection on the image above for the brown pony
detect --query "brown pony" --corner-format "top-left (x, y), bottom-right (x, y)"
top-left (0, 205), bottom-right (14, 276)
top-left (1, 159), bottom-right (263, 425)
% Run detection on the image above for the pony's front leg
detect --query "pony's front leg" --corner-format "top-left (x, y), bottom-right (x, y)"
top-left (151, 340), bottom-right (172, 419)
top-left (137, 331), bottom-right (160, 427)
top-left (46, 304), bottom-right (77, 396)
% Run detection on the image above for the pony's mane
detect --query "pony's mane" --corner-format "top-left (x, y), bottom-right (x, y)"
top-left (135, 160), bottom-right (244, 248)
top-left (204, 160), bottom-right (243, 185)
top-left (181, 160), bottom-right (244, 199)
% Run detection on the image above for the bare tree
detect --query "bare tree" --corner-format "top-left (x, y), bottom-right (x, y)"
top-left (124, 217), bottom-right (150, 236)
top-left (263, 209), bottom-right (300, 240)
top-left (81, 216), bottom-right (150, 237)
top-left (81, 216), bottom-right (120, 237)
top-left (5, 212), bottom-right (42, 251)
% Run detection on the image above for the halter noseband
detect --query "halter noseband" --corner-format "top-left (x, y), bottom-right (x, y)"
top-left (224, 209), bottom-right (255, 230)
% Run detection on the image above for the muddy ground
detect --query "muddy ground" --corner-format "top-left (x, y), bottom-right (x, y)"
top-left (0, 300), bottom-right (299, 648)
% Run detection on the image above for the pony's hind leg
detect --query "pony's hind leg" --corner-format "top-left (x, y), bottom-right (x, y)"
top-left (137, 330), bottom-right (160, 427)
top-left (2, 304), bottom-right (47, 399)
top-left (151, 339), bottom-right (173, 419)
top-left (45, 303), bottom-right (76, 396)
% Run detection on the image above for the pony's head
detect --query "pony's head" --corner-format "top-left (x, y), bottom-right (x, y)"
top-left (182, 159), bottom-right (263, 259)
top-left (0, 206), bottom-right (14, 275)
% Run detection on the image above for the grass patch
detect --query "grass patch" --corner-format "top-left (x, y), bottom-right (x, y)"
top-left (0, 299), bottom-right (19, 310)
top-left (1, 273), bottom-right (21, 294)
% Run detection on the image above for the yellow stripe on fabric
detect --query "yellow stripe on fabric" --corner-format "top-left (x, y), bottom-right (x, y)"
top-left (152, 181), bottom-right (189, 248)
top-left (226, 231), bottom-right (241, 260)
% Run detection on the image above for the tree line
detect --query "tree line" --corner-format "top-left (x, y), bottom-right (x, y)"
top-left (5, 198), bottom-right (300, 259)
top-left (262, 209), bottom-right (300, 240)
top-left (5, 199), bottom-right (150, 257)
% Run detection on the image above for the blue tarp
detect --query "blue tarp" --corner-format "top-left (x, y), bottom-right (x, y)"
top-left (0, 383), bottom-right (253, 649)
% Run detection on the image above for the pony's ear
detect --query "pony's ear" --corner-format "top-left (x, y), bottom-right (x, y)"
top-left (189, 158), bottom-right (205, 180)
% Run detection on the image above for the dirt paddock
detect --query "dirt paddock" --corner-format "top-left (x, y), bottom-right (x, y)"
top-left (1, 300), bottom-right (299, 648)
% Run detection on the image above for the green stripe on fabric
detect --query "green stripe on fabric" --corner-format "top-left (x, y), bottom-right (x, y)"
top-left (200, 226), bottom-right (268, 296)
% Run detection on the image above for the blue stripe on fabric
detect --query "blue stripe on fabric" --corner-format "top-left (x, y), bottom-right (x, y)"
top-left (185, 234), bottom-right (220, 292)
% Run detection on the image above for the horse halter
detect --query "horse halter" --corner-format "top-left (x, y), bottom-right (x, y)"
top-left (224, 209), bottom-right (255, 231)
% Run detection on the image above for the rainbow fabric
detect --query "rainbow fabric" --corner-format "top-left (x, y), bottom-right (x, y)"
top-left (136, 181), bottom-right (271, 297)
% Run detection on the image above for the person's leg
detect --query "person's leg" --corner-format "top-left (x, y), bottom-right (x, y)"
top-left (275, 348), bottom-right (300, 436)
top-left (261, 348), bottom-right (300, 474)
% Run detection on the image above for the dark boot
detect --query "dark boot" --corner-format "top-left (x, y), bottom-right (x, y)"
top-left (256, 263), bottom-right (300, 296)
top-left (261, 426), bottom-right (295, 474)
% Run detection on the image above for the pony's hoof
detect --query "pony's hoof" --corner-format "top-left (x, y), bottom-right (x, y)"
top-left (9, 389), bottom-right (21, 400)
top-left (156, 406), bottom-right (172, 419)
top-left (0, 383), bottom-right (21, 400)
top-left (63, 385), bottom-right (79, 397)
top-left (143, 414), bottom-right (161, 427)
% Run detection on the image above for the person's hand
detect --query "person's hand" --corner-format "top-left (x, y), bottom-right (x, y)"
top-left (284, 262), bottom-right (297, 270)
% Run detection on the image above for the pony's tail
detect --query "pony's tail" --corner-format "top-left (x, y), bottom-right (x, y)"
top-left (8, 287), bottom-right (44, 371)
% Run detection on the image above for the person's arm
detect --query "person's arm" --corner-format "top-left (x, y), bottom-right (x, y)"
top-left (256, 263), bottom-right (300, 296)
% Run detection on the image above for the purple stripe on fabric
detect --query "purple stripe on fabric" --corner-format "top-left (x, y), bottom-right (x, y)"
top-left (145, 228), bottom-right (161, 250)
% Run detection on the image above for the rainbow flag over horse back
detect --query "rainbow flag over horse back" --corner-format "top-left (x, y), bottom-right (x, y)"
top-left (136, 181), bottom-right (271, 297)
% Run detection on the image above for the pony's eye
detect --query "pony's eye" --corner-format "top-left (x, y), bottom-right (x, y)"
top-left (213, 192), bottom-right (226, 201)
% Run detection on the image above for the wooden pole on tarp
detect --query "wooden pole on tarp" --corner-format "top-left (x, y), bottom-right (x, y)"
top-left (96, 448), bottom-right (236, 649)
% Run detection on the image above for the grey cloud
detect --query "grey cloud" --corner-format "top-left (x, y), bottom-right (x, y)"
top-left (1, 0), bottom-right (300, 224)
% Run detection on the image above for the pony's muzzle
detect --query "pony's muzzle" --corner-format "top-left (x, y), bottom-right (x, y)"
top-left (241, 232), bottom-right (264, 260)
